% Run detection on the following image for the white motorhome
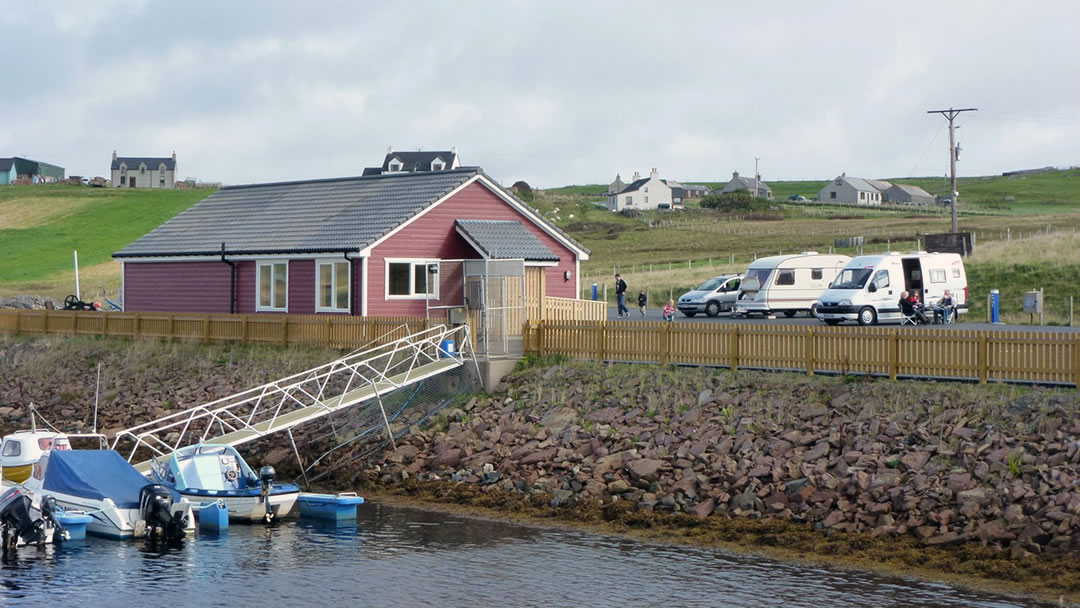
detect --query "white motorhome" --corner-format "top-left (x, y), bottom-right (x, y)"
top-left (816, 252), bottom-right (968, 325)
top-left (733, 252), bottom-right (852, 318)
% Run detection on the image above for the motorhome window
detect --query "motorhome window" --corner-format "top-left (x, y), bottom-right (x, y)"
top-left (696, 277), bottom-right (723, 291)
top-left (832, 268), bottom-right (872, 289)
top-left (811, 268), bottom-right (823, 280)
top-left (952, 268), bottom-right (961, 278)
top-left (873, 270), bottom-right (890, 289)
top-left (930, 269), bottom-right (946, 283)
top-left (743, 268), bottom-right (772, 287)
top-left (776, 270), bottom-right (795, 286)
top-left (2, 441), bottom-right (20, 457)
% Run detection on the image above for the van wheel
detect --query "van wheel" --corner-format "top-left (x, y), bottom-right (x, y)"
top-left (857, 306), bottom-right (877, 326)
top-left (705, 301), bottom-right (720, 317)
top-left (783, 310), bottom-right (797, 318)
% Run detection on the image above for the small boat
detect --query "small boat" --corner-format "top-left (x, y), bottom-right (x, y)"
top-left (1, 430), bottom-right (71, 484)
top-left (24, 450), bottom-right (194, 540)
top-left (149, 444), bottom-right (300, 523)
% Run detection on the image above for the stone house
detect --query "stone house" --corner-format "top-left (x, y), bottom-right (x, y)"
top-left (111, 151), bottom-right (177, 189)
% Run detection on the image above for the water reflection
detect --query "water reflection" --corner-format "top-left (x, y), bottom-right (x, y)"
top-left (0, 502), bottom-right (1061, 607)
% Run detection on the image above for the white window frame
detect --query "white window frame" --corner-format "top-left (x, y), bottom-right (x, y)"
top-left (930, 269), bottom-right (947, 283)
top-left (952, 267), bottom-right (961, 278)
top-left (384, 258), bottom-right (440, 300)
top-left (256, 260), bottom-right (289, 312)
top-left (316, 260), bottom-right (351, 313)
top-left (431, 159), bottom-right (444, 171)
top-left (388, 159), bottom-right (402, 172)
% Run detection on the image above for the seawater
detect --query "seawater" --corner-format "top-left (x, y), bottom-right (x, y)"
top-left (0, 503), bottom-right (1055, 607)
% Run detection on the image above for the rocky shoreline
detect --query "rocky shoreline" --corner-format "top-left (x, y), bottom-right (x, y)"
top-left (357, 358), bottom-right (1080, 564)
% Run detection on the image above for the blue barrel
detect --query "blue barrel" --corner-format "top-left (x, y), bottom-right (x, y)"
top-left (990, 289), bottom-right (1000, 324)
top-left (438, 339), bottom-right (456, 358)
top-left (592, 283), bottom-right (598, 301)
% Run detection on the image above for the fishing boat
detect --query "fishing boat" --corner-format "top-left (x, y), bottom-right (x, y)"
top-left (1, 430), bottom-right (70, 484)
top-left (149, 444), bottom-right (300, 523)
top-left (24, 450), bottom-right (194, 540)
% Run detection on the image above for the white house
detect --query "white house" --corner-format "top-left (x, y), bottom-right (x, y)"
top-left (607, 168), bottom-right (672, 212)
top-left (718, 171), bottom-right (773, 199)
top-left (817, 173), bottom-right (882, 205)
top-left (362, 148), bottom-right (460, 175)
top-left (111, 151), bottom-right (177, 189)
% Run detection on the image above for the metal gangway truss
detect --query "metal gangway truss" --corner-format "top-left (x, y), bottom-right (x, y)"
top-left (111, 324), bottom-right (475, 474)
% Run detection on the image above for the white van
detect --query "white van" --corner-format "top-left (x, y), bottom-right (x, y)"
top-left (816, 252), bottom-right (968, 325)
top-left (733, 252), bottom-right (852, 318)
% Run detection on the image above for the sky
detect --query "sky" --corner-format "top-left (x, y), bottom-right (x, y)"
top-left (1, 1), bottom-right (1078, 187)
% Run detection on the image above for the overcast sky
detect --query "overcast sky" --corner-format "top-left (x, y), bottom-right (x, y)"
top-left (1, 1), bottom-right (1077, 187)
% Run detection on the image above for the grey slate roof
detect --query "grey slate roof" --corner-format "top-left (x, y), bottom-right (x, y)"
top-left (890, 183), bottom-right (933, 197)
top-left (112, 156), bottom-right (176, 170)
top-left (865, 179), bottom-right (893, 192)
top-left (840, 176), bottom-right (878, 192)
top-left (0, 158), bottom-right (13, 171)
top-left (619, 178), bottom-right (650, 194)
top-left (113, 168), bottom-right (589, 259)
top-left (382, 150), bottom-right (456, 172)
top-left (455, 219), bottom-right (559, 262)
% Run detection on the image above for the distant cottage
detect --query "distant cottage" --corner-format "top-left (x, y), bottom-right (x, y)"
top-left (362, 147), bottom-right (460, 175)
top-left (818, 173), bottom-right (933, 206)
top-left (606, 168), bottom-right (672, 212)
top-left (111, 151), bottom-right (177, 189)
top-left (718, 171), bottom-right (773, 199)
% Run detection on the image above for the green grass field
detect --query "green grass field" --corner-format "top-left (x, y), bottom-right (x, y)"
top-left (0, 184), bottom-right (212, 299)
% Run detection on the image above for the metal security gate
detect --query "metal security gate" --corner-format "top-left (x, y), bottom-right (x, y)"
top-left (464, 259), bottom-right (526, 357)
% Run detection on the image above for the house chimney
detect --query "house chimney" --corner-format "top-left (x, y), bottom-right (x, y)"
top-left (172, 150), bottom-right (176, 161)
top-left (632, 171), bottom-right (640, 181)
top-left (112, 150), bottom-right (117, 161)
top-left (650, 167), bottom-right (658, 179)
top-left (387, 145), bottom-right (393, 154)
top-left (451, 145), bottom-right (458, 155)
top-left (732, 170), bottom-right (739, 179)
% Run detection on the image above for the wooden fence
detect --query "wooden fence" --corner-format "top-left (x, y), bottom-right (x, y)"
top-left (524, 320), bottom-right (1080, 387)
top-left (542, 296), bottom-right (606, 322)
top-left (0, 309), bottom-right (444, 350)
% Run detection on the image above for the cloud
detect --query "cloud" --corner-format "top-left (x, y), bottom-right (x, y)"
top-left (0, 0), bottom-right (1077, 186)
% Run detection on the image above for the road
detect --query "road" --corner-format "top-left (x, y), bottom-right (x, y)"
top-left (603, 306), bottom-right (1080, 332)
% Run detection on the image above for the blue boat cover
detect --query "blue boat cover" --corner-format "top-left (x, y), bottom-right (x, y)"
top-left (42, 450), bottom-right (149, 509)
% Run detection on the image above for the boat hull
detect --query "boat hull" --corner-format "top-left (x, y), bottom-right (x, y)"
top-left (187, 489), bottom-right (299, 522)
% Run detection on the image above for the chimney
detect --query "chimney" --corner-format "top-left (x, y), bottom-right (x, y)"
top-left (451, 145), bottom-right (458, 155)
top-left (732, 170), bottom-right (739, 179)
top-left (632, 171), bottom-right (640, 181)
top-left (112, 150), bottom-right (117, 161)
top-left (387, 145), bottom-right (393, 154)
top-left (172, 150), bottom-right (176, 161)
top-left (650, 167), bottom-right (658, 179)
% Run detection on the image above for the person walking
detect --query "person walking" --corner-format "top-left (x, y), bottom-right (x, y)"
top-left (615, 273), bottom-right (629, 317)
top-left (637, 290), bottom-right (648, 317)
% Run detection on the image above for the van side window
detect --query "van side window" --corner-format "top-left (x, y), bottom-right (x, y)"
top-left (952, 268), bottom-right (961, 278)
top-left (930, 269), bottom-right (946, 283)
top-left (776, 270), bottom-right (795, 286)
top-left (811, 268), bottom-right (823, 280)
top-left (873, 270), bottom-right (890, 289)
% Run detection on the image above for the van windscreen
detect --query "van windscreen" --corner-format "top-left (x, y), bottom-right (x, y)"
top-left (831, 268), bottom-right (872, 289)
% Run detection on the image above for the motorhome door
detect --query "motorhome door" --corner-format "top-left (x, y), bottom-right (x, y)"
top-left (868, 268), bottom-right (896, 320)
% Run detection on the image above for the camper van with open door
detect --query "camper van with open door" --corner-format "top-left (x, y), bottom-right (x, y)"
top-left (815, 252), bottom-right (968, 325)
top-left (733, 252), bottom-right (852, 318)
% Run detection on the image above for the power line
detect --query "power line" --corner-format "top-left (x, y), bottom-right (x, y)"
top-left (907, 121), bottom-right (945, 178)
top-left (927, 107), bottom-right (978, 233)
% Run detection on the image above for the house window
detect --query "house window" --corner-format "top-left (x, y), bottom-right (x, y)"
top-left (644, 196), bottom-right (649, 204)
top-left (389, 161), bottom-right (402, 172)
top-left (432, 162), bottom-right (444, 171)
top-left (141, 166), bottom-right (146, 174)
top-left (120, 176), bottom-right (126, 186)
top-left (626, 196), bottom-right (633, 205)
top-left (859, 192), bottom-right (865, 200)
top-left (159, 173), bottom-right (165, 186)
top-left (830, 192), bottom-right (837, 199)
top-left (257, 262), bottom-right (288, 311)
top-left (317, 261), bottom-right (350, 312)
top-left (776, 269), bottom-right (795, 286)
top-left (386, 260), bottom-right (439, 299)
top-left (811, 268), bottom-right (823, 280)
top-left (835, 179), bottom-right (842, 185)
top-left (930, 269), bottom-right (946, 283)
top-left (644, 187), bottom-right (648, 193)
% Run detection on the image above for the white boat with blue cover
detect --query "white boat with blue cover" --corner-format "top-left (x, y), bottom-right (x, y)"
top-left (149, 444), bottom-right (300, 523)
top-left (23, 450), bottom-right (193, 540)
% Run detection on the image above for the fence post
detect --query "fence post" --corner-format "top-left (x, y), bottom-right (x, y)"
top-left (662, 323), bottom-right (670, 365)
top-left (729, 325), bottom-right (739, 372)
top-left (134, 312), bottom-right (142, 337)
top-left (805, 327), bottom-right (814, 376)
top-left (281, 316), bottom-right (289, 346)
top-left (889, 329), bottom-right (899, 380)
top-left (166, 313), bottom-right (173, 339)
top-left (596, 321), bottom-right (604, 362)
top-left (978, 334), bottom-right (989, 384)
top-left (203, 315), bottom-right (211, 342)
top-left (325, 316), bottom-right (332, 348)
top-left (242, 315), bottom-right (249, 343)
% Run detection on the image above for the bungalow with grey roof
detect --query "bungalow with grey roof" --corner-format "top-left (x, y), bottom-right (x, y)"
top-left (818, 173), bottom-right (882, 205)
top-left (718, 171), bottom-right (773, 199)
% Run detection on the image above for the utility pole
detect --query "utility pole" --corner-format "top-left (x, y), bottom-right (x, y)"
top-left (927, 107), bottom-right (977, 232)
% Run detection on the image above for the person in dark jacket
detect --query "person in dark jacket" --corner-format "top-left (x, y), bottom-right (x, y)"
top-left (637, 290), bottom-right (648, 317)
top-left (615, 274), bottom-right (629, 317)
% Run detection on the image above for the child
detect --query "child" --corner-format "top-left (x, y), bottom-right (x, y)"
top-left (662, 298), bottom-right (676, 322)
top-left (638, 290), bottom-right (648, 317)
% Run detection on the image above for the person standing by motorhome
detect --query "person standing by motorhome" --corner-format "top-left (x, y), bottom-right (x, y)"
top-left (615, 274), bottom-right (629, 317)
top-left (637, 290), bottom-right (648, 317)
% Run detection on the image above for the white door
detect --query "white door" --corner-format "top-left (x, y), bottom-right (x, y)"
top-left (869, 268), bottom-right (897, 322)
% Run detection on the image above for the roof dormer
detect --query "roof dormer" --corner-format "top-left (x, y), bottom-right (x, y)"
top-left (388, 157), bottom-right (403, 172)
top-left (430, 157), bottom-right (445, 171)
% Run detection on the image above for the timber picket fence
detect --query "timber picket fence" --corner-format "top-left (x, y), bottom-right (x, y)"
top-left (523, 320), bottom-right (1080, 387)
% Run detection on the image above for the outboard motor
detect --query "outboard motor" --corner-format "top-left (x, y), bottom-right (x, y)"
top-left (139, 484), bottom-right (187, 541)
top-left (38, 495), bottom-right (68, 543)
top-left (259, 465), bottom-right (276, 524)
top-left (0, 487), bottom-right (45, 550)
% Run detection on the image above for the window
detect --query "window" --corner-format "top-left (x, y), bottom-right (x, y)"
top-left (830, 192), bottom-right (837, 199)
top-left (859, 192), bottom-right (865, 200)
top-left (432, 162), bottom-right (444, 171)
top-left (873, 269), bottom-right (890, 289)
top-left (317, 261), bottom-right (350, 312)
top-left (1, 440), bottom-right (20, 457)
top-left (140, 166), bottom-right (146, 174)
top-left (835, 179), bottom-right (842, 185)
top-left (626, 196), bottom-right (633, 205)
top-left (389, 161), bottom-right (402, 172)
top-left (257, 262), bottom-right (288, 311)
top-left (120, 176), bottom-right (126, 186)
top-left (644, 196), bottom-right (649, 204)
top-left (776, 269), bottom-right (795, 286)
top-left (811, 268), bottom-right (824, 280)
top-left (386, 260), bottom-right (439, 299)
top-left (952, 268), bottom-right (961, 278)
top-left (930, 269), bottom-right (946, 283)
top-left (160, 174), bottom-right (165, 186)
top-left (644, 187), bottom-right (648, 193)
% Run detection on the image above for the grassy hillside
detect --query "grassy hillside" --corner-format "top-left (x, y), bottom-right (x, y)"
top-left (0, 184), bottom-right (212, 299)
